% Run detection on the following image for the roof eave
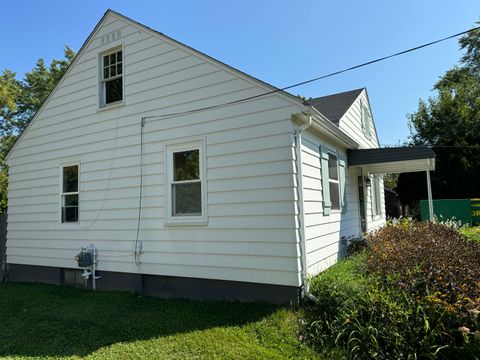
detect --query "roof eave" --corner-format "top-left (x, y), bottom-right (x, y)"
top-left (305, 105), bottom-right (359, 149)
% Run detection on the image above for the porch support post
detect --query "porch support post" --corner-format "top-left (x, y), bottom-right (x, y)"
top-left (426, 170), bottom-right (434, 221)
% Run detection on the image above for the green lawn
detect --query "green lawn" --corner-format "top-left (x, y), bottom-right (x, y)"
top-left (0, 282), bottom-right (319, 359)
top-left (460, 225), bottom-right (480, 243)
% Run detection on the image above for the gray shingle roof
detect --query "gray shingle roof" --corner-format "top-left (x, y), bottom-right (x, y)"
top-left (307, 88), bottom-right (364, 125)
top-left (347, 147), bottom-right (436, 166)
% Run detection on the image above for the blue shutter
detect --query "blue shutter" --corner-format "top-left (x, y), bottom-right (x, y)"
top-left (339, 156), bottom-right (347, 212)
top-left (320, 146), bottom-right (331, 216)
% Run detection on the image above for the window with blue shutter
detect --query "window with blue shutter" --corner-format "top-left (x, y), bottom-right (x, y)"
top-left (320, 147), bottom-right (347, 215)
top-left (339, 156), bottom-right (347, 212)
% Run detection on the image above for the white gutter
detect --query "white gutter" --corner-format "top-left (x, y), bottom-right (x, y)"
top-left (293, 111), bottom-right (319, 303)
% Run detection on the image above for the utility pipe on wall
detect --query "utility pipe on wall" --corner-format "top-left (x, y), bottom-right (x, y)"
top-left (293, 112), bottom-right (318, 303)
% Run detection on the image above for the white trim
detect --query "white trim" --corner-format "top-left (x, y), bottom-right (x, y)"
top-left (164, 138), bottom-right (208, 226)
top-left (59, 162), bottom-right (80, 224)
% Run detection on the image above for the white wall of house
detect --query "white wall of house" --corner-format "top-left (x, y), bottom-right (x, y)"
top-left (338, 90), bottom-right (380, 149)
top-left (298, 130), bottom-right (361, 276)
top-left (364, 173), bottom-right (386, 231)
top-left (6, 13), bottom-right (305, 287)
top-left (6, 12), bottom-right (388, 289)
top-left (337, 90), bottom-right (386, 231)
top-left (299, 89), bottom-right (386, 277)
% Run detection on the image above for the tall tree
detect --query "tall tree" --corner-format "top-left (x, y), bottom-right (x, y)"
top-left (0, 46), bottom-right (76, 212)
top-left (398, 22), bottom-right (480, 207)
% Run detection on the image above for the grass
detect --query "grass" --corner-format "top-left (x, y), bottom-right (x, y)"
top-left (460, 225), bottom-right (480, 243)
top-left (0, 282), bottom-right (319, 359)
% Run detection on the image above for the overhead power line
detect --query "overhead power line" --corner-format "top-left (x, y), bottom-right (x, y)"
top-left (381, 145), bottom-right (480, 148)
top-left (144, 25), bottom-right (480, 120)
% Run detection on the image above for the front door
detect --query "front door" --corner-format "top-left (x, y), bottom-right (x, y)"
top-left (358, 174), bottom-right (367, 232)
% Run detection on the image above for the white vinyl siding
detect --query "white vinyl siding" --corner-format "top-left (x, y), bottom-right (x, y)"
top-left (6, 13), bottom-right (303, 287)
top-left (338, 90), bottom-right (379, 149)
top-left (298, 131), bottom-right (360, 277)
top-left (336, 90), bottom-right (385, 231)
top-left (360, 99), bottom-right (371, 140)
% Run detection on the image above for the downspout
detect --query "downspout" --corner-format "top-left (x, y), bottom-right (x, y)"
top-left (294, 113), bottom-right (319, 303)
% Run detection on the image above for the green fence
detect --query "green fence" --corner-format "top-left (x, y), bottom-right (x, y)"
top-left (420, 199), bottom-right (474, 225)
top-left (472, 199), bottom-right (480, 225)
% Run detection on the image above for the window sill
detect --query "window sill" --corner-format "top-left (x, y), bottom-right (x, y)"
top-left (59, 222), bottom-right (80, 226)
top-left (164, 218), bottom-right (208, 227)
top-left (97, 101), bottom-right (124, 112)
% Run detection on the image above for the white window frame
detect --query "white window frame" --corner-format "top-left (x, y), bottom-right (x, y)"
top-left (164, 139), bottom-right (207, 226)
top-left (99, 46), bottom-right (124, 109)
top-left (328, 152), bottom-right (341, 211)
top-left (59, 162), bottom-right (80, 224)
top-left (372, 175), bottom-right (382, 217)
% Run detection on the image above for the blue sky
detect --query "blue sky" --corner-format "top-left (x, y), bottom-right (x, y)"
top-left (1, 1), bottom-right (478, 145)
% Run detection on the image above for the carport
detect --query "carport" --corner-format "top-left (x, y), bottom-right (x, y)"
top-left (347, 147), bottom-right (436, 220)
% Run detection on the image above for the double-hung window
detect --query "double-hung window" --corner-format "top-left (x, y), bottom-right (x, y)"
top-left (372, 175), bottom-right (382, 216)
top-left (61, 164), bottom-right (79, 223)
top-left (328, 153), bottom-right (341, 210)
top-left (166, 141), bottom-right (206, 224)
top-left (101, 49), bottom-right (123, 106)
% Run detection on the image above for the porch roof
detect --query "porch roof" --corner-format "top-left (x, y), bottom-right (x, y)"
top-left (347, 147), bottom-right (435, 174)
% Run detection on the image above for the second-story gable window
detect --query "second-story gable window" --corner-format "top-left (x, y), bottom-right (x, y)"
top-left (361, 99), bottom-right (371, 140)
top-left (101, 49), bottom-right (123, 105)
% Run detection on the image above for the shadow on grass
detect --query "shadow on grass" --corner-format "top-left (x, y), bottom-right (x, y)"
top-left (0, 282), bottom-right (280, 358)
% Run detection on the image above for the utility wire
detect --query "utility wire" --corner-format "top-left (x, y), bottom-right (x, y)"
top-left (143, 26), bottom-right (480, 120)
top-left (382, 145), bottom-right (480, 148)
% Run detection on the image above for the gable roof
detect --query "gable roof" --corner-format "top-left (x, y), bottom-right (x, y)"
top-left (307, 88), bottom-right (364, 125)
top-left (5, 9), bottom-right (306, 163)
top-left (6, 10), bottom-right (367, 162)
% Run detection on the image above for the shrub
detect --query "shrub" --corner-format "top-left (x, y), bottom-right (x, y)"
top-left (367, 222), bottom-right (480, 313)
top-left (341, 235), bottom-right (368, 257)
top-left (304, 223), bottom-right (480, 359)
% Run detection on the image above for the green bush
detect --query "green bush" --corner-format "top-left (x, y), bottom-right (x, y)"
top-left (304, 223), bottom-right (480, 359)
top-left (368, 222), bottom-right (480, 315)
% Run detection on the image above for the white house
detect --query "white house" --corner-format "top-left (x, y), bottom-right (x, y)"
top-left (4, 10), bottom-right (435, 303)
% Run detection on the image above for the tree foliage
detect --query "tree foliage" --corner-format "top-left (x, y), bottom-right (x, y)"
top-left (0, 46), bottom-right (75, 212)
top-left (398, 21), bottom-right (480, 205)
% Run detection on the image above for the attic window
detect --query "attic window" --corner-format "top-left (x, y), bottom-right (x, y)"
top-left (101, 49), bottom-right (123, 106)
top-left (361, 100), bottom-right (371, 139)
